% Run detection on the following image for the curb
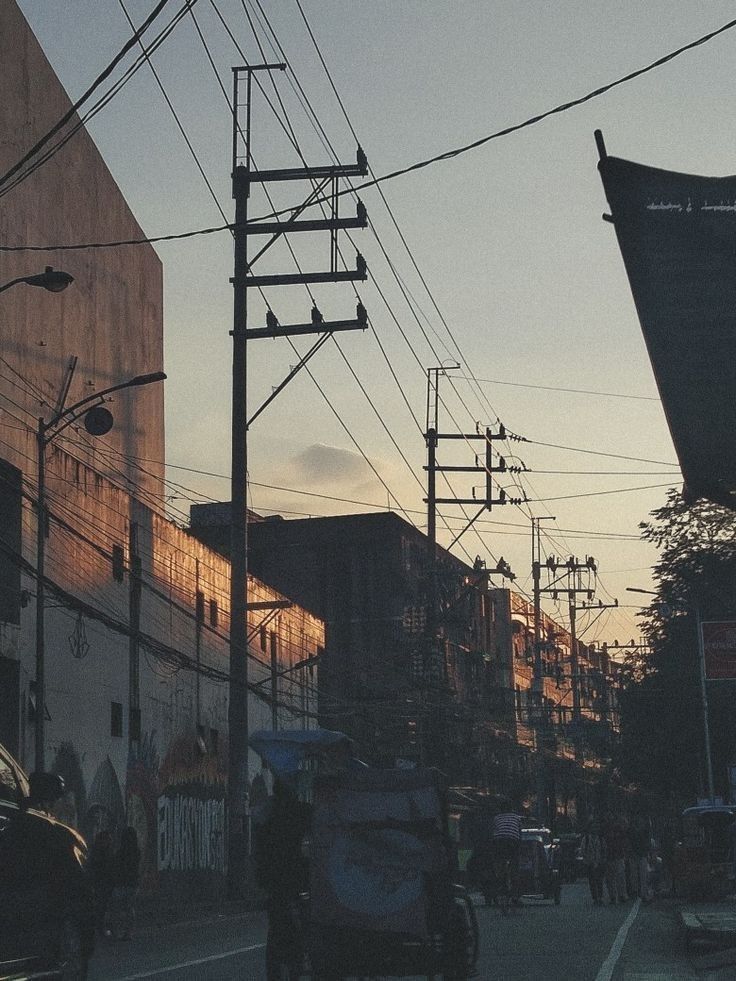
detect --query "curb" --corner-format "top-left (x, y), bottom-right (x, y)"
top-left (681, 910), bottom-right (736, 951)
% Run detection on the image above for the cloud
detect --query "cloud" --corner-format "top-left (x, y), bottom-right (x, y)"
top-left (290, 443), bottom-right (371, 485)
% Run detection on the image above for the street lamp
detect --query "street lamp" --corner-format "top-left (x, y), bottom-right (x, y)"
top-left (0, 266), bottom-right (74, 295)
top-left (626, 586), bottom-right (715, 802)
top-left (34, 370), bottom-right (166, 772)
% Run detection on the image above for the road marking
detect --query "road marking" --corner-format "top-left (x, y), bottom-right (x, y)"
top-left (112, 943), bottom-right (266, 980)
top-left (595, 898), bottom-right (641, 981)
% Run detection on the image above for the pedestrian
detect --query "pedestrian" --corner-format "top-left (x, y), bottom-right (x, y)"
top-left (88, 828), bottom-right (115, 938)
top-left (110, 826), bottom-right (140, 940)
top-left (579, 819), bottom-right (606, 906)
top-left (629, 814), bottom-right (653, 901)
top-left (253, 779), bottom-right (311, 981)
top-left (602, 813), bottom-right (628, 904)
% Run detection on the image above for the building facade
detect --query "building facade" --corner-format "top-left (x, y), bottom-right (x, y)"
top-left (0, 0), bottom-right (323, 903)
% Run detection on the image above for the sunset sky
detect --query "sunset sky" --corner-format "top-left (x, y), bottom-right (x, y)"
top-left (15, 0), bottom-right (736, 648)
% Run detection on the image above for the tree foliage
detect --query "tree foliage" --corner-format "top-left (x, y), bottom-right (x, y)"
top-left (616, 489), bottom-right (736, 807)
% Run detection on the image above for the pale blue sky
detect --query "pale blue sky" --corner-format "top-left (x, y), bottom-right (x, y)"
top-left (14, 0), bottom-right (736, 645)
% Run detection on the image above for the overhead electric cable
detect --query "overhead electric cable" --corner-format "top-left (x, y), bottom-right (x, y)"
top-left (0, 0), bottom-right (179, 192)
top-left (5, 14), bottom-right (736, 247)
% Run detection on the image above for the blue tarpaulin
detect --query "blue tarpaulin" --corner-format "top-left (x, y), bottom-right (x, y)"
top-left (249, 727), bottom-right (354, 776)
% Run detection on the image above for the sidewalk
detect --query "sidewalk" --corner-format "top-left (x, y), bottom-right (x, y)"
top-left (680, 901), bottom-right (736, 951)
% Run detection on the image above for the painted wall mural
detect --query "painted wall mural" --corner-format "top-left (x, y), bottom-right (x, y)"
top-left (153, 733), bottom-right (227, 902)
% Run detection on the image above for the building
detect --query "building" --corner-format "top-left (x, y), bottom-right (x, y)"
top-left (191, 506), bottom-right (523, 788)
top-left (0, 0), bottom-right (323, 903)
top-left (191, 502), bottom-right (621, 827)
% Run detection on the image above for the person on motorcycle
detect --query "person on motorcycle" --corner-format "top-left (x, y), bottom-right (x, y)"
top-left (491, 799), bottom-right (522, 902)
top-left (253, 778), bottom-right (311, 981)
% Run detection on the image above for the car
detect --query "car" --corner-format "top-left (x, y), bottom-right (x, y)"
top-left (0, 742), bottom-right (94, 980)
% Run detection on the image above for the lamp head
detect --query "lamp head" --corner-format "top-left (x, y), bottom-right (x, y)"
top-left (25, 266), bottom-right (74, 293)
top-left (127, 371), bottom-right (166, 387)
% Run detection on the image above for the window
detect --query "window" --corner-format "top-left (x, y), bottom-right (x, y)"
top-left (260, 625), bottom-right (267, 652)
top-left (209, 599), bottom-right (218, 627)
top-left (112, 544), bottom-right (124, 582)
top-left (129, 707), bottom-right (141, 742)
top-left (110, 701), bottom-right (123, 738)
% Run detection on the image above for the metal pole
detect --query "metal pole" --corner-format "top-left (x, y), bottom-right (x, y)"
top-left (270, 630), bottom-right (278, 731)
top-left (34, 419), bottom-right (46, 773)
top-left (695, 607), bottom-right (715, 801)
top-left (228, 138), bottom-right (250, 895)
top-left (570, 593), bottom-right (580, 723)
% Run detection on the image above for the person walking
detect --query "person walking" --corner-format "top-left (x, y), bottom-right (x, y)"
top-left (602, 813), bottom-right (628, 904)
top-left (579, 820), bottom-right (606, 906)
top-left (88, 829), bottom-right (115, 938)
top-left (629, 814), bottom-right (653, 901)
top-left (110, 827), bottom-right (140, 940)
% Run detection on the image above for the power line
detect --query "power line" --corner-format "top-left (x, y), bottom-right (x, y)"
top-left (5, 14), bottom-right (736, 249)
top-left (0, 0), bottom-right (180, 192)
top-left (456, 374), bottom-right (659, 402)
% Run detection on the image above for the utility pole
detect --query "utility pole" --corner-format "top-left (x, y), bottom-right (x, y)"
top-left (227, 64), bottom-right (368, 897)
top-left (531, 516), bottom-right (556, 700)
top-left (422, 367), bottom-right (523, 768)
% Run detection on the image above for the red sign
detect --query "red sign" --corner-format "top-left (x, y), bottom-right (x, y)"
top-left (702, 621), bottom-right (736, 680)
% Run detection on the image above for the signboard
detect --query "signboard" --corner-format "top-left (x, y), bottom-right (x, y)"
top-left (598, 154), bottom-right (736, 510)
top-left (701, 620), bottom-right (736, 680)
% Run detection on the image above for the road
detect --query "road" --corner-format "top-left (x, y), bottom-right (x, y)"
top-left (87, 882), bottom-right (736, 980)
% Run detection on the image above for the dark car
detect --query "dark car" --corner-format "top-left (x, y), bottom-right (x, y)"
top-left (0, 743), bottom-right (94, 980)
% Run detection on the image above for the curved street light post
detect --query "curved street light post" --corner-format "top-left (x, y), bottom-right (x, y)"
top-left (35, 371), bottom-right (166, 772)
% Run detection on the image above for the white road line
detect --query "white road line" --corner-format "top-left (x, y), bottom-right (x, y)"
top-left (111, 943), bottom-right (266, 980)
top-left (595, 898), bottom-right (642, 981)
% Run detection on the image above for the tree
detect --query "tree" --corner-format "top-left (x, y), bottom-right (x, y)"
top-left (616, 489), bottom-right (736, 807)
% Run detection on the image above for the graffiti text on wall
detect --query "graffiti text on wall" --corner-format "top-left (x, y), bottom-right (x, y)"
top-left (157, 794), bottom-right (226, 874)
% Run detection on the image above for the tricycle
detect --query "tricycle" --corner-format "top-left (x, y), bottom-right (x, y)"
top-left (517, 830), bottom-right (562, 905)
top-left (671, 804), bottom-right (736, 900)
top-left (250, 729), bottom-right (479, 980)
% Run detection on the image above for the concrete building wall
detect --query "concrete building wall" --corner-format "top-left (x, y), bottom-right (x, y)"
top-left (7, 446), bottom-right (322, 901)
top-left (0, 0), bottom-right (165, 502)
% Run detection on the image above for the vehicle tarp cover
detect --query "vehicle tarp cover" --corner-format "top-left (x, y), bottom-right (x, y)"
top-left (310, 767), bottom-right (447, 938)
top-left (598, 154), bottom-right (736, 510)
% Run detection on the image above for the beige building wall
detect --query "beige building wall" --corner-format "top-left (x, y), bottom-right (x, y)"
top-left (0, 0), bottom-right (165, 502)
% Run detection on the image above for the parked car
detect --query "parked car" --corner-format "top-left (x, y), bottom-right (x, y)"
top-left (0, 742), bottom-right (94, 980)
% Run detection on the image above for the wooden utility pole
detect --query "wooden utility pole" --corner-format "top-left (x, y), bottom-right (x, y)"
top-left (227, 63), bottom-right (368, 897)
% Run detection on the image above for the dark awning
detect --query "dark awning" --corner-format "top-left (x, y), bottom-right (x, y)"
top-left (597, 144), bottom-right (736, 510)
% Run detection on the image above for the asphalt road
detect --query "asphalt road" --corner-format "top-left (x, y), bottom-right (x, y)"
top-left (86, 882), bottom-right (736, 980)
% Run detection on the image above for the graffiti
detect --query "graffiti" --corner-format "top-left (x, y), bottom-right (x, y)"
top-left (157, 793), bottom-right (225, 873)
top-left (85, 756), bottom-right (125, 844)
top-left (126, 731), bottom-right (160, 891)
top-left (51, 741), bottom-right (86, 829)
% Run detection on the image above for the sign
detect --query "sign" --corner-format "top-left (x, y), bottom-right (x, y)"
top-left (598, 154), bottom-right (736, 510)
top-left (701, 620), bottom-right (736, 680)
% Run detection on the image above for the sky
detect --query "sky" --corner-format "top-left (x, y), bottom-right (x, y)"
top-left (13, 0), bottom-right (736, 649)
